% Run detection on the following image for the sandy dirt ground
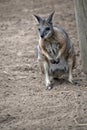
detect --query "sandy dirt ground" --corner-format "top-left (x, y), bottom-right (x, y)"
top-left (0, 0), bottom-right (87, 130)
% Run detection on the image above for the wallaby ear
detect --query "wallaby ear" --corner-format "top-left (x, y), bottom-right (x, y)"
top-left (34, 15), bottom-right (42, 23)
top-left (46, 11), bottom-right (55, 24)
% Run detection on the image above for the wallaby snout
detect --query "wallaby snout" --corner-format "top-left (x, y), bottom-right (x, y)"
top-left (39, 26), bottom-right (52, 39)
top-left (41, 33), bottom-right (44, 38)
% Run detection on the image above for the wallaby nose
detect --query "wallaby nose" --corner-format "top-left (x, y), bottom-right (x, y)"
top-left (41, 34), bottom-right (44, 38)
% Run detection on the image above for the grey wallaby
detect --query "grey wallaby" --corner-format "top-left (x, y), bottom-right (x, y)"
top-left (34, 11), bottom-right (76, 90)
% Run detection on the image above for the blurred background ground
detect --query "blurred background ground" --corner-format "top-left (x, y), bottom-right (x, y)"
top-left (0, 0), bottom-right (87, 130)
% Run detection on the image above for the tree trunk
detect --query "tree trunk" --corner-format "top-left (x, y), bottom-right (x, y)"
top-left (74, 0), bottom-right (87, 74)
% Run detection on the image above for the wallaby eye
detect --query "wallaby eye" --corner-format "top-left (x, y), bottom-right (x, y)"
top-left (46, 27), bottom-right (50, 31)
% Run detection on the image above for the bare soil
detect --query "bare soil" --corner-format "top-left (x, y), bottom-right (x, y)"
top-left (0, 0), bottom-right (87, 130)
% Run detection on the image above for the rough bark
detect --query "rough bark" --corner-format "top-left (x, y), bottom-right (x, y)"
top-left (74, 0), bottom-right (87, 73)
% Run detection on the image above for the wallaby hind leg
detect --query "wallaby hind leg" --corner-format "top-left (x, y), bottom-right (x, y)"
top-left (68, 58), bottom-right (73, 84)
top-left (43, 61), bottom-right (52, 90)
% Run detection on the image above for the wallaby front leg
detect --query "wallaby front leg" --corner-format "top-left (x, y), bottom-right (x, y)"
top-left (56, 51), bottom-right (61, 62)
top-left (43, 61), bottom-right (52, 90)
top-left (39, 39), bottom-right (53, 61)
top-left (41, 46), bottom-right (53, 61)
top-left (56, 43), bottom-right (66, 60)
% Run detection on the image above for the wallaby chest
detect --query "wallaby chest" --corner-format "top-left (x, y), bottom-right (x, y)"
top-left (44, 40), bottom-right (59, 58)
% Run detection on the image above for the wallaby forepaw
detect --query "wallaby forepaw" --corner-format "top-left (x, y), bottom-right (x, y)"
top-left (56, 58), bottom-right (60, 64)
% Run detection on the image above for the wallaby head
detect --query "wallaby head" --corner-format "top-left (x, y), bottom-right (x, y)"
top-left (34, 11), bottom-right (55, 39)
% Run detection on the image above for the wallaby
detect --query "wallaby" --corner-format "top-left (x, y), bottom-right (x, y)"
top-left (34, 11), bottom-right (76, 90)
